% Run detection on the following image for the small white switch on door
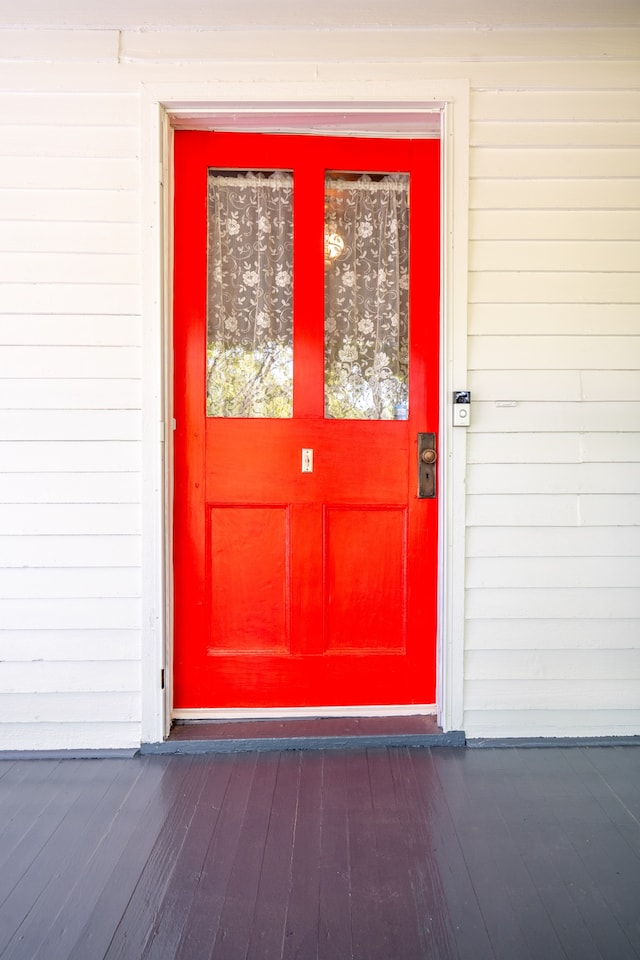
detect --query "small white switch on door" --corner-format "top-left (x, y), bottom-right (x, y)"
top-left (302, 448), bottom-right (314, 473)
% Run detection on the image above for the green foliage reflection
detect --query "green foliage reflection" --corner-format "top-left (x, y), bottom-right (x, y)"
top-left (206, 341), bottom-right (293, 418)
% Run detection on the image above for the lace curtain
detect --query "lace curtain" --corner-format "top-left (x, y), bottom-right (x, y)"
top-left (206, 170), bottom-right (409, 420)
top-left (324, 174), bottom-right (409, 420)
top-left (207, 171), bottom-right (294, 417)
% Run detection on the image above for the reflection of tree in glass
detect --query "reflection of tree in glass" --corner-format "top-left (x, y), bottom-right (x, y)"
top-left (325, 334), bottom-right (407, 420)
top-left (207, 341), bottom-right (292, 418)
top-left (324, 173), bottom-right (409, 421)
top-left (207, 171), bottom-right (294, 419)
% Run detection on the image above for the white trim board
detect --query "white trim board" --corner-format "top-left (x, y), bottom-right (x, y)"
top-left (139, 79), bottom-right (469, 743)
top-left (168, 104), bottom-right (442, 137)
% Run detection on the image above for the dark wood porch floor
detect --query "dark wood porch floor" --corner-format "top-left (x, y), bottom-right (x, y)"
top-left (1, 746), bottom-right (640, 959)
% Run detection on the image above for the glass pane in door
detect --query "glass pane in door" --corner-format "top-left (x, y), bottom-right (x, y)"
top-left (324, 172), bottom-right (410, 420)
top-left (206, 170), bottom-right (293, 418)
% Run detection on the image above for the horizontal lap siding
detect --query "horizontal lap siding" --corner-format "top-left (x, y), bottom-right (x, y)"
top-left (0, 88), bottom-right (141, 750)
top-left (466, 85), bottom-right (640, 738)
top-left (1, 20), bottom-right (639, 749)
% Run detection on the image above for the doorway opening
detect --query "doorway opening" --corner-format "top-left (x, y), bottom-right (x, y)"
top-left (172, 130), bottom-right (440, 718)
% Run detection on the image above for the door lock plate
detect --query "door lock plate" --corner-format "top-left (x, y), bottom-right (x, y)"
top-left (417, 433), bottom-right (437, 499)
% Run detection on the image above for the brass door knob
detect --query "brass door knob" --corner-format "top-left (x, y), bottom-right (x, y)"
top-left (421, 448), bottom-right (437, 464)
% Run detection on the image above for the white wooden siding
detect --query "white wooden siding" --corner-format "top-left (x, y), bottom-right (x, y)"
top-left (466, 78), bottom-right (640, 738)
top-left (116, 26), bottom-right (640, 63)
top-left (0, 629), bottom-right (140, 660)
top-left (0, 441), bottom-right (139, 471)
top-left (0, 223), bottom-right (139, 254)
top-left (0, 85), bottom-right (141, 750)
top-left (0, 536), bottom-right (141, 567)
top-left (0, 189), bottom-right (137, 222)
top-left (0, 379), bottom-right (141, 408)
top-left (466, 619), bottom-right (640, 650)
top-left (0, 7), bottom-right (638, 747)
top-left (0, 504), bottom-right (140, 535)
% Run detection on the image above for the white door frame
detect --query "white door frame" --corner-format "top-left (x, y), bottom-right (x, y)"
top-left (139, 79), bottom-right (469, 743)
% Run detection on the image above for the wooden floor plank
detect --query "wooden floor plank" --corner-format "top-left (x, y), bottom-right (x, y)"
top-left (514, 749), bottom-right (640, 959)
top-left (281, 751), bottom-right (324, 960)
top-left (0, 760), bottom-right (122, 946)
top-left (103, 756), bottom-right (215, 960)
top-left (208, 753), bottom-right (283, 960)
top-left (2, 760), bottom-right (147, 960)
top-left (141, 755), bottom-right (236, 960)
top-left (66, 757), bottom-right (198, 960)
top-left (174, 752), bottom-right (261, 960)
top-left (436, 749), bottom-right (569, 960)
top-left (0, 760), bottom-right (82, 880)
top-left (245, 752), bottom-right (303, 960)
top-left (317, 751), bottom-right (352, 960)
top-left (0, 760), bottom-right (17, 780)
top-left (404, 749), bottom-right (496, 959)
top-left (30, 758), bottom-right (167, 960)
top-left (565, 747), bottom-right (640, 856)
top-left (364, 748), bottom-right (433, 958)
top-left (500, 775), bottom-right (605, 957)
top-left (346, 748), bottom-right (407, 960)
top-left (1, 747), bottom-right (640, 960)
top-left (433, 750), bottom-right (530, 959)
top-left (390, 748), bottom-right (472, 959)
top-left (490, 750), bottom-right (605, 960)
top-left (0, 760), bottom-right (61, 868)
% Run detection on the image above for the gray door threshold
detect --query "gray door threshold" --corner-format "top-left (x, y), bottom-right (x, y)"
top-left (141, 716), bottom-right (466, 754)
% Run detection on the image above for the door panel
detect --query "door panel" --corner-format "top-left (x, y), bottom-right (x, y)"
top-left (173, 131), bottom-right (440, 710)
top-left (208, 505), bottom-right (290, 654)
top-left (324, 506), bottom-right (407, 654)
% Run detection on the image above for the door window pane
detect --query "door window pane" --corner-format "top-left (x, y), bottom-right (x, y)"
top-left (207, 170), bottom-right (293, 418)
top-left (324, 172), bottom-right (410, 420)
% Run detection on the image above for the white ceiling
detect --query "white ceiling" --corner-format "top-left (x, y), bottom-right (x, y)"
top-left (0, 0), bottom-right (638, 29)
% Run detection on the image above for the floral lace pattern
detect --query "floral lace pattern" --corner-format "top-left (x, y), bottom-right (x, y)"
top-left (206, 170), bottom-right (409, 421)
top-left (206, 171), bottom-right (293, 417)
top-left (324, 174), bottom-right (410, 420)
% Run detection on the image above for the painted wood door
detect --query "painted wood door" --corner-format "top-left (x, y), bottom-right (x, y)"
top-left (173, 131), bottom-right (440, 711)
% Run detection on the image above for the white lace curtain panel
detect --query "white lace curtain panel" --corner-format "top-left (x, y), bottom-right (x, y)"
top-left (207, 171), bottom-right (294, 418)
top-left (324, 174), bottom-right (409, 419)
top-left (206, 171), bottom-right (409, 419)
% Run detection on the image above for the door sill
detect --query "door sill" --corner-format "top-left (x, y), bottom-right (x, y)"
top-left (141, 715), bottom-right (465, 753)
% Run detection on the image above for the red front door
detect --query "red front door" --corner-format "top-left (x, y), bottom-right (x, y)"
top-left (173, 131), bottom-right (440, 711)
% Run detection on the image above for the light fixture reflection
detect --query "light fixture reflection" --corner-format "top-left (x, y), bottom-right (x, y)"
top-left (324, 229), bottom-right (344, 265)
